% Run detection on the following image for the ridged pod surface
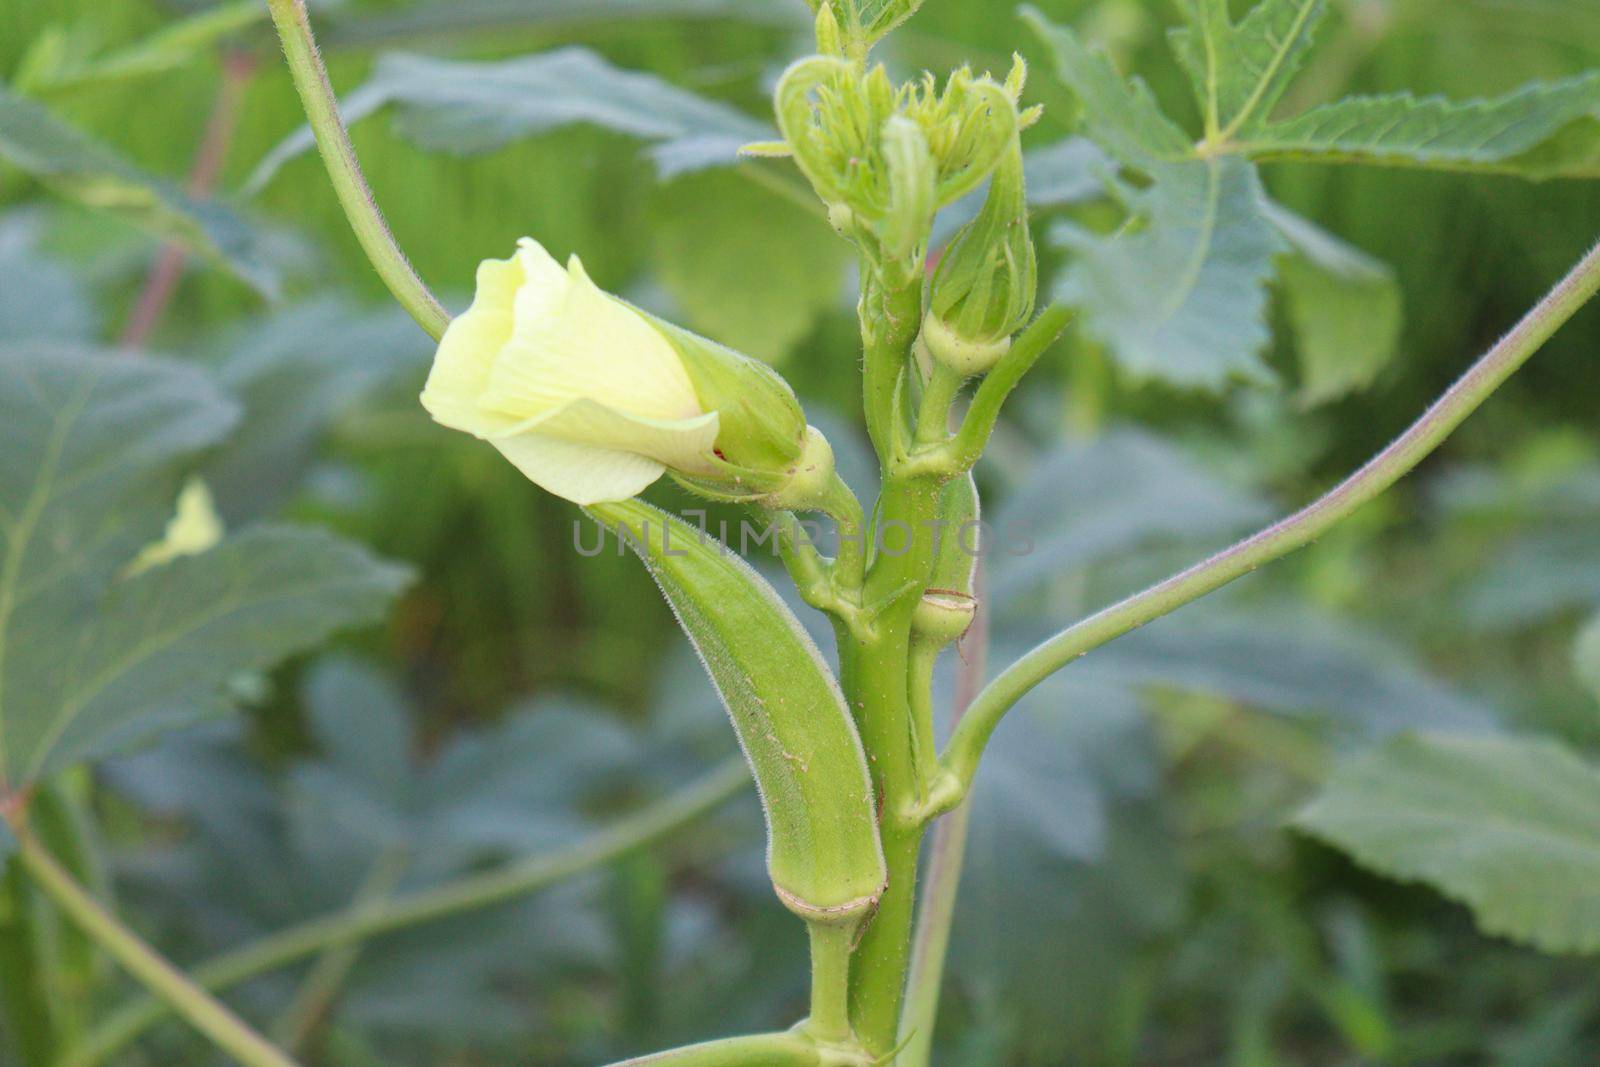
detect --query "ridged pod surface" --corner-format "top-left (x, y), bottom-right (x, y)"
top-left (589, 500), bottom-right (887, 925)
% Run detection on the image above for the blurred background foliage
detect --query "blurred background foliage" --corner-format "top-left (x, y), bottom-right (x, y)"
top-left (2, 0), bottom-right (1600, 1064)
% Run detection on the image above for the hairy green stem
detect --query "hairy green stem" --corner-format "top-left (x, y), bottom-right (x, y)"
top-left (12, 828), bottom-right (299, 1067)
top-left (807, 923), bottom-right (856, 1045)
top-left (265, 0), bottom-right (450, 341)
top-left (59, 759), bottom-right (749, 1067)
top-left (847, 473), bottom-right (944, 1055)
top-left (931, 237), bottom-right (1600, 809)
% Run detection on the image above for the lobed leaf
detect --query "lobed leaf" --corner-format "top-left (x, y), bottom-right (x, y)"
top-left (248, 48), bottom-right (773, 192)
top-left (1170, 0), bottom-right (1328, 139)
top-left (1054, 155), bottom-right (1286, 389)
top-left (0, 86), bottom-right (280, 295)
top-left (1022, 8), bottom-right (1192, 169)
top-left (1297, 733), bottom-right (1600, 953)
top-left (1026, 11), bottom-right (1286, 389)
top-left (0, 345), bottom-right (408, 791)
top-left (1241, 73), bottom-right (1600, 178)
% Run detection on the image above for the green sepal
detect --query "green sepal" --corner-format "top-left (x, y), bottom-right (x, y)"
top-left (589, 501), bottom-right (887, 925)
top-left (648, 313), bottom-right (810, 474)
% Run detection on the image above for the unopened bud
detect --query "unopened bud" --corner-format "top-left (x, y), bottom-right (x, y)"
top-left (923, 142), bottom-right (1037, 376)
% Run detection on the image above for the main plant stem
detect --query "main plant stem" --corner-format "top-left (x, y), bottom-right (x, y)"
top-left (847, 474), bottom-right (944, 1056)
top-left (11, 828), bottom-right (299, 1067)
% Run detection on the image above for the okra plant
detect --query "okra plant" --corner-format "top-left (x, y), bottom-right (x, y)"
top-left (3, 0), bottom-right (1600, 1064)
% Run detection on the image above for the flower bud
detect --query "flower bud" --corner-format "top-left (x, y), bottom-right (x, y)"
top-left (912, 590), bottom-right (977, 647)
top-left (923, 141), bottom-right (1036, 376)
top-left (912, 474), bottom-right (980, 647)
top-left (421, 238), bottom-right (811, 506)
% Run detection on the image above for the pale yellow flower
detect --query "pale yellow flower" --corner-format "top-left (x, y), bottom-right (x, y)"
top-left (422, 238), bottom-right (723, 505)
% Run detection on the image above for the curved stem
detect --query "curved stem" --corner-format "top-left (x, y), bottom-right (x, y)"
top-left (933, 237), bottom-right (1600, 808)
top-left (264, 0), bottom-right (451, 341)
top-left (12, 828), bottom-right (298, 1067)
top-left (607, 1031), bottom-right (821, 1066)
top-left (904, 305), bottom-right (1073, 477)
top-left (268, 847), bottom-right (408, 1053)
top-left (60, 759), bottom-right (749, 1067)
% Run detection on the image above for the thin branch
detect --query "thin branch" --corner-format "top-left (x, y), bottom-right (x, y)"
top-left (264, 0), bottom-right (451, 341)
top-left (902, 304), bottom-right (1073, 478)
top-left (268, 847), bottom-right (408, 1053)
top-left (60, 759), bottom-right (750, 1067)
top-left (12, 828), bottom-right (298, 1067)
top-left (120, 51), bottom-right (256, 349)
top-left (932, 236), bottom-right (1600, 808)
top-left (897, 565), bottom-right (988, 1064)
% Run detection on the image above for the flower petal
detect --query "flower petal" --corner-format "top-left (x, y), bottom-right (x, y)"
top-left (482, 256), bottom-right (703, 424)
top-left (500, 398), bottom-right (721, 477)
top-left (490, 435), bottom-right (666, 505)
top-left (420, 252), bottom-right (524, 436)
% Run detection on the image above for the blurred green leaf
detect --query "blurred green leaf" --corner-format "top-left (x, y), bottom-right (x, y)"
top-left (0, 344), bottom-right (408, 790)
top-left (1297, 733), bottom-right (1600, 953)
top-left (0, 86), bottom-right (280, 295)
top-left (18, 2), bottom-right (263, 94)
top-left (1022, 9), bottom-right (1192, 166)
top-left (989, 427), bottom-right (1271, 602)
top-left (651, 171), bottom-right (848, 363)
top-left (0, 212), bottom-right (96, 344)
top-left (1577, 614), bottom-right (1600, 702)
top-left (1170, 0), bottom-right (1328, 138)
top-left (200, 299), bottom-right (434, 523)
top-left (1266, 201), bottom-right (1403, 405)
top-left (248, 48), bottom-right (773, 194)
top-left (1241, 73), bottom-right (1600, 178)
top-left (320, 0), bottom-right (804, 49)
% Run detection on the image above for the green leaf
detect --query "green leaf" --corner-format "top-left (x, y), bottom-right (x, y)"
top-left (201, 299), bottom-right (434, 523)
top-left (247, 48), bottom-right (774, 193)
top-left (651, 170), bottom-right (849, 364)
top-left (0, 86), bottom-right (280, 295)
top-left (1578, 614), bottom-right (1600, 703)
top-left (1026, 11), bottom-right (1286, 389)
top-left (0, 344), bottom-right (409, 791)
top-left (0, 212), bottom-right (96, 344)
top-left (590, 499), bottom-right (886, 923)
top-left (1297, 733), bottom-right (1600, 954)
top-left (19, 1), bottom-right (264, 94)
top-left (318, 0), bottom-right (806, 49)
top-left (1022, 9), bottom-right (1193, 168)
top-left (1265, 201), bottom-right (1403, 405)
top-left (1170, 0), bottom-right (1328, 139)
top-left (1240, 72), bottom-right (1600, 178)
top-left (1055, 155), bottom-right (1286, 389)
